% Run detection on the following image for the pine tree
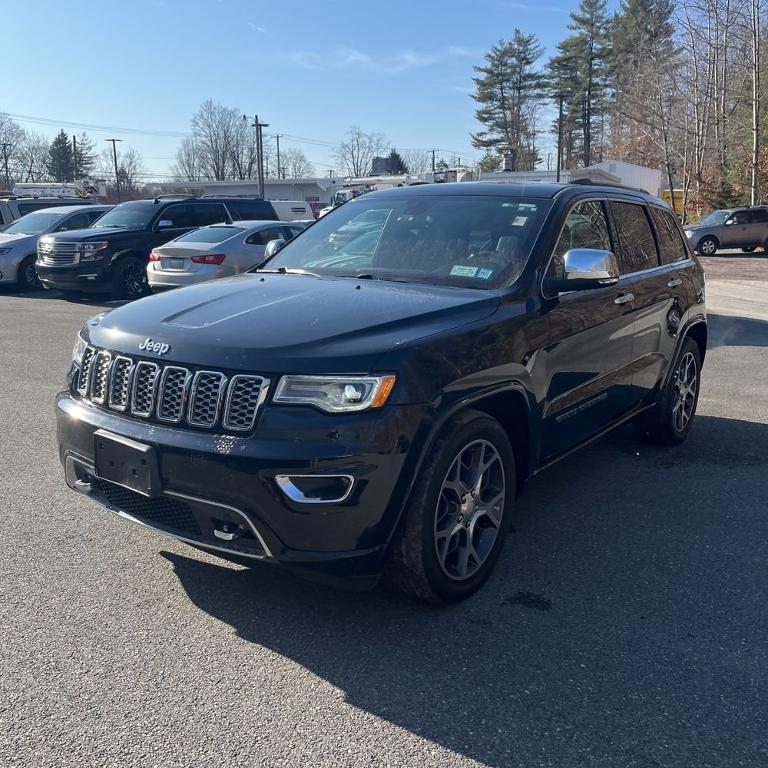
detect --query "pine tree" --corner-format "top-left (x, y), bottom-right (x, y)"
top-left (387, 149), bottom-right (409, 174)
top-left (74, 132), bottom-right (97, 177)
top-left (47, 130), bottom-right (74, 182)
top-left (471, 30), bottom-right (545, 171)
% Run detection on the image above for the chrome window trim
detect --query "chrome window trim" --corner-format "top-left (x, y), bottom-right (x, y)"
top-left (222, 374), bottom-right (270, 432)
top-left (187, 370), bottom-right (228, 427)
top-left (156, 366), bottom-right (192, 424)
top-left (108, 355), bottom-right (135, 412)
top-left (130, 361), bottom-right (160, 418)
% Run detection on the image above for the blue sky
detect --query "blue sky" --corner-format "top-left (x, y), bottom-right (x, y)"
top-left (4, 0), bottom-right (591, 178)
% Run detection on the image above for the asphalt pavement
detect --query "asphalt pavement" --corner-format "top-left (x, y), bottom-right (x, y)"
top-left (1, 257), bottom-right (767, 767)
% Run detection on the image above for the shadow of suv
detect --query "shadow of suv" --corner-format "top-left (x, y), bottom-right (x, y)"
top-left (684, 206), bottom-right (768, 255)
top-left (56, 181), bottom-right (706, 603)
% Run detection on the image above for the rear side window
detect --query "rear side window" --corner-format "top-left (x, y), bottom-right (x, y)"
top-left (245, 226), bottom-right (285, 246)
top-left (649, 207), bottom-right (688, 264)
top-left (548, 200), bottom-right (612, 280)
top-left (609, 202), bottom-right (659, 273)
top-left (749, 209), bottom-right (768, 223)
top-left (729, 210), bottom-right (750, 224)
top-left (189, 203), bottom-right (228, 227)
top-left (159, 204), bottom-right (194, 228)
top-left (56, 212), bottom-right (93, 231)
top-left (226, 199), bottom-right (278, 221)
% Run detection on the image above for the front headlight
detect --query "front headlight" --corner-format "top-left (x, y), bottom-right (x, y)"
top-left (684, 230), bottom-right (693, 238)
top-left (77, 241), bottom-right (109, 261)
top-left (273, 374), bottom-right (396, 413)
top-left (72, 332), bottom-right (88, 364)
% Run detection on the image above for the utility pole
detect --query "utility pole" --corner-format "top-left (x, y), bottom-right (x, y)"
top-left (105, 138), bottom-right (122, 202)
top-left (431, 149), bottom-right (436, 174)
top-left (1, 142), bottom-right (10, 191)
top-left (250, 115), bottom-right (269, 198)
top-left (275, 134), bottom-right (282, 179)
top-left (556, 93), bottom-right (565, 183)
top-left (72, 135), bottom-right (79, 181)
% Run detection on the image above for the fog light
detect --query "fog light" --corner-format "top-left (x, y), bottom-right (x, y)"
top-left (275, 474), bottom-right (354, 504)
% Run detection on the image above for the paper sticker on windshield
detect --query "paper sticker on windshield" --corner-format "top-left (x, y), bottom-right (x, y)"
top-left (450, 265), bottom-right (478, 277)
top-left (512, 216), bottom-right (528, 226)
top-left (476, 268), bottom-right (494, 280)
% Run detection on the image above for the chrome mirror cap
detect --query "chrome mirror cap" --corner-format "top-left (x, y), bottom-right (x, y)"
top-left (563, 248), bottom-right (619, 284)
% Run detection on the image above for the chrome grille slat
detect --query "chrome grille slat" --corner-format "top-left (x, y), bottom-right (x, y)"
top-left (77, 347), bottom-right (266, 432)
top-left (188, 371), bottom-right (227, 427)
top-left (130, 362), bottom-right (160, 417)
top-left (38, 240), bottom-right (80, 265)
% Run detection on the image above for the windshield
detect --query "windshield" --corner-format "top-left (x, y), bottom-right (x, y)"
top-left (4, 210), bottom-right (64, 235)
top-left (700, 209), bottom-right (732, 226)
top-left (91, 202), bottom-right (156, 229)
top-left (262, 194), bottom-right (551, 289)
top-left (174, 226), bottom-right (244, 244)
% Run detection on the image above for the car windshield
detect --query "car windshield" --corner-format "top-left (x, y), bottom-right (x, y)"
top-left (700, 209), bottom-right (732, 226)
top-left (261, 194), bottom-right (552, 289)
top-left (3, 210), bottom-right (64, 235)
top-left (90, 202), bottom-right (156, 229)
top-left (175, 226), bottom-right (244, 244)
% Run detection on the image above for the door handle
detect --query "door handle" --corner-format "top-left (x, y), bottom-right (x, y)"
top-left (667, 277), bottom-right (682, 288)
top-left (614, 293), bottom-right (634, 305)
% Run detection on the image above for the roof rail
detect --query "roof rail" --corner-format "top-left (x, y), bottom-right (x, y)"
top-left (153, 194), bottom-right (197, 204)
top-left (570, 177), bottom-right (649, 195)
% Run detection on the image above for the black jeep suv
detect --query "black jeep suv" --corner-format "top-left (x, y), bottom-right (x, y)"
top-left (56, 182), bottom-right (706, 602)
top-left (36, 196), bottom-right (282, 298)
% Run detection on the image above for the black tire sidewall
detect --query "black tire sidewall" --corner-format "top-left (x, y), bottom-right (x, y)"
top-left (112, 256), bottom-right (148, 299)
top-left (417, 415), bottom-right (516, 602)
top-left (698, 236), bottom-right (717, 256)
top-left (18, 255), bottom-right (42, 290)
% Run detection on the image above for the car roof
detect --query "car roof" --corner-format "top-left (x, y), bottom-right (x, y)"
top-left (30, 204), bottom-right (113, 215)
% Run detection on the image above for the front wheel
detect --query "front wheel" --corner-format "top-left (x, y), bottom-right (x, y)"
top-left (634, 337), bottom-right (702, 446)
top-left (697, 236), bottom-right (718, 256)
top-left (385, 410), bottom-right (515, 603)
top-left (742, 246), bottom-right (756, 253)
top-left (112, 256), bottom-right (148, 299)
top-left (17, 255), bottom-right (42, 291)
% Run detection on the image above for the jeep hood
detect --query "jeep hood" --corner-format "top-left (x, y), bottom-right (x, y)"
top-left (87, 274), bottom-right (501, 373)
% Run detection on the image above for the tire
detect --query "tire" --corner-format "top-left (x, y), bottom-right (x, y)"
top-left (111, 256), bottom-right (148, 299)
top-left (634, 337), bottom-right (702, 446)
top-left (384, 409), bottom-right (516, 603)
top-left (742, 246), bottom-right (756, 253)
top-left (17, 255), bottom-right (42, 291)
top-left (697, 236), bottom-right (718, 256)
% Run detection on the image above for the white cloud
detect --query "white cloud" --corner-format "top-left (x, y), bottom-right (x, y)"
top-left (247, 21), bottom-right (266, 32)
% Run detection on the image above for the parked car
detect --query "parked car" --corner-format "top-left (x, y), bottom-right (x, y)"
top-left (0, 195), bottom-right (98, 227)
top-left (683, 206), bottom-right (768, 255)
top-left (35, 196), bottom-right (307, 298)
top-left (57, 182), bottom-right (706, 603)
top-left (0, 204), bottom-right (111, 290)
top-left (147, 220), bottom-right (306, 290)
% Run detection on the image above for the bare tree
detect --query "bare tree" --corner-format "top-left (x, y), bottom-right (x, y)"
top-left (282, 148), bottom-right (314, 178)
top-left (172, 136), bottom-right (205, 182)
top-left (191, 99), bottom-right (240, 180)
top-left (402, 150), bottom-right (432, 173)
top-left (0, 113), bottom-right (27, 187)
top-left (334, 126), bottom-right (388, 177)
top-left (15, 132), bottom-right (50, 182)
top-left (98, 146), bottom-right (146, 199)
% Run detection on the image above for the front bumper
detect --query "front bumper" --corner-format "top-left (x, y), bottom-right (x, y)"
top-left (56, 392), bottom-right (427, 581)
top-left (37, 259), bottom-right (114, 291)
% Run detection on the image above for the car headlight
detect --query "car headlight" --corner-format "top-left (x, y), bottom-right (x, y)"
top-left (72, 332), bottom-right (88, 364)
top-left (77, 241), bottom-right (109, 261)
top-left (273, 374), bottom-right (396, 413)
top-left (684, 230), bottom-right (693, 238)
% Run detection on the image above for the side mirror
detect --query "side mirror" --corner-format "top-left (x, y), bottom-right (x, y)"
top-left (544, 248), bottom-right (619, 294)
top-left (156, 219), bottom-right (175, 229)
top-left (264, 238), bottom-right (286, 258)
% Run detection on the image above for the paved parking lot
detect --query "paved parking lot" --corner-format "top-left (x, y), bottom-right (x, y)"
top-left (1, 257), bottom-right (767, 768)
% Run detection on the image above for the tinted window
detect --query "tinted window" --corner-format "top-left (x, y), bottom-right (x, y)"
top-left (175, 225), bottom-right (244, 244)
top-left (609, 202), bottom-right (659, 273)
top-left (263, 195), bottom-right (552, 289)
top-left (547, 200), bottom-right (612, 280)
top-left (246, 226), bottom-right (285, 246)
top-left (86, 209), bottom-right (107, 224)
top-left (649, 207), bottom-right (687, 264)
top-left (283, 225), bottom-right (305, 240)
top-left (91, 202), bottom-right (156, 229)
top-left (226, 199), bottom-right (278, 221)
top-left (189, 203), bottom-right (228, 227)
top-left (159, 204), bottom-right (195, 228)
top-left (4, 210), bottom-right (65, 234)
top-left (56, 212), bottom-right (93, 231)
top-left (749, 209), bottom-right (768, 223)
top-left (729, 210), bottom-right (750, 225)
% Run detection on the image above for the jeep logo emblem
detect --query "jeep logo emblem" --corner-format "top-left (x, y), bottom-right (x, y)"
top-left (138, 338), bottom-right (170, 355)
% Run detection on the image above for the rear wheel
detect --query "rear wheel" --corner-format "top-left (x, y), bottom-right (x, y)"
top-left (17, 255), bottom-right (42, 291)
top-left (697, 236), bottom-right (718, 256)
top-left (742, 246), bottom-right (755, 253)
top-left (112, 256), bottom-right (148, 299)
top-left (634, 337), bottom-right (702, 446)
top-left (385, 410), bottom-right (515, 603)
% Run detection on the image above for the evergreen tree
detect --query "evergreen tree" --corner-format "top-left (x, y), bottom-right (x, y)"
top-left (471, 30), bottom-right (545, 171)
top-left (47, 130), bottom-right (74, 182)
top-left (74, 132), bottom-right (97, 177)
top-left (387, 148), bottom-right (409, 174)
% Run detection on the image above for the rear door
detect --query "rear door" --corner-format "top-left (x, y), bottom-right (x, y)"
top-left (539, 198), bottom-right (638, 460)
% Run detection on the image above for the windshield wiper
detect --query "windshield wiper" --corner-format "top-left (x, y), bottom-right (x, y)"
top-left (257, 267), bottom-right (320, 276)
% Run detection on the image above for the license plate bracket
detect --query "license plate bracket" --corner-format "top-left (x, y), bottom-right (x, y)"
top-left (94, 430), bottom-right (161, 497)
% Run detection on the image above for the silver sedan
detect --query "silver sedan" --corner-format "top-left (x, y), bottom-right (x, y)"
top-left (147, 220), bottom-right (306, 290)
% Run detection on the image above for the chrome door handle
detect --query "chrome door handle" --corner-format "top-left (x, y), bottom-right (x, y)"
top-left (614, 293), bottom-right (634, 305)
top-left (667, 277), bottom-right (682, 287)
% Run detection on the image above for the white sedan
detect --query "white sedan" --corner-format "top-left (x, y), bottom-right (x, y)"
top-left (147, 220), bottom-right (306, 290)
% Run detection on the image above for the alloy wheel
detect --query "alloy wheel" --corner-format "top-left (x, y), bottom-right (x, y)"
top-left (22, 261), bottom-right (41, 289)
top-left (700, 239), bottom-right (716, 256)
top-left (672, 351), bottom-right (698, 433)
top-left (434, 439), bottom-right (506, 581)
top-left (120, 262), bottom-right (146, 296)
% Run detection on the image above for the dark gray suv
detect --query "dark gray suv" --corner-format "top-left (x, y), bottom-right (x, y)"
top-left (684, 206), bottom-right (768, 255)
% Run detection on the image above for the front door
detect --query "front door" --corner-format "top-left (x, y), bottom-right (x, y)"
top-left (538, 199), bottom-right (637, 461)
top-left (720, 210), bottom-right (751, 247)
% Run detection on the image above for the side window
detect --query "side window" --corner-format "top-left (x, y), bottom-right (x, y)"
top-left (649, 207), bottom-right (688, 264)
top-left (729, 210), bottom-right (750, 225)
top-left (749, 209), bottom-right (768, 223)
top-left (609, 201), bottom-right (659, 273)
top-left (226, 199), bottom-right (278, 221)
top-left (18, 202), bottom-right (48, 215)
top-left (245, 226), bottom-right (284, 246)
top-left (547, 200), bottom-right (611, 280)
top-left (282, 225), bottom-right (304, 240)
top-left (158, 204), bottom-right (193, 228)
top-left (189, 203), bottom-right (228, 227)
top-left (86, 209), bottom-right (106, 224)
top-left (56, 212), bottom-right (92, 231)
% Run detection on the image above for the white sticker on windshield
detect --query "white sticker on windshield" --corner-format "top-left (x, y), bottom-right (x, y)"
top-left (512, 216), bottom-right (528, 226)
top-left (450, 265), bottom-right (478, 277)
